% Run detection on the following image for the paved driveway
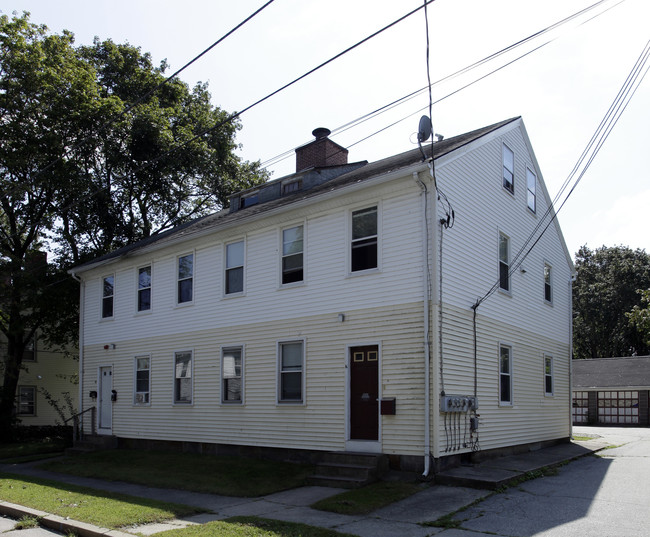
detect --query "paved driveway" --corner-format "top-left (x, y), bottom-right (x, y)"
top-left (441, 426), bottom-right (650, 536)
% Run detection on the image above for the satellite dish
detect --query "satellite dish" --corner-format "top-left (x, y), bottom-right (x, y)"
top-left (417, 115), bottom-right (432, 143)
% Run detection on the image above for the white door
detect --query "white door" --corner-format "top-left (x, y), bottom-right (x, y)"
top-left (98, 366), bottom-right (113, 433)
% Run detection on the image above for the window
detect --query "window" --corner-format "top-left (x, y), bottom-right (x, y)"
top-left (499, 232), bottom-right (510, 292)
top-left (134, 356), bottom-right (150, 404)
top-left (174, 351), bottom-right (192, 404)
top-left (221, 347), bottom-right (243, 403)
top-left (544, 263), bottom-right (552, 303)
top-left (225, 241), bottom-right (244, 294)
top-left (351, 206), bottom-right (378, 272)
top-left (17, 386), bottom-right (36, 416)
top-left (499, 344), bottom-right (512, 404)
top-left (177, 254), bottom-right (193, 304)
top-left (278, 341), bottom-right (303, 403)
top-left (240, 192), bottom-right (259, 208)
top-left (282, 180), bottom-right (302, 195)
top-left (502, 144), bottom-right (514, 194)
top-left (23, 337), bottom-right (36, 362)
top-left (282, 225), bottom-right (304, 284)
top-left (138, 266), bottom-right (152, 311)
top-left (102, 275), bottom-right (114, 318)
top-left (544, 355), bottom-right (553, 396)
top-left (526, 168), bottom-right (536, 212)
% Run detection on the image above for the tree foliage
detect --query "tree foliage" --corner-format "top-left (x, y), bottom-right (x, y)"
top-left (0, 13), bottom-right (267, 439)
top-left (573, 245), bottom-right (650, 359)
top-left (627, 289), bottom-right (650, 350)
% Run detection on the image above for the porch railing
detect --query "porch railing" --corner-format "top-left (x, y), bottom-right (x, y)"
top-left (64, 406), bottom-right (96, 443)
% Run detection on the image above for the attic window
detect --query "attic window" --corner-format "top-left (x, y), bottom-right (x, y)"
top-left (282, 180), bottom-right (302, 195)
top-left (240, 192), bottom-right (259, 209)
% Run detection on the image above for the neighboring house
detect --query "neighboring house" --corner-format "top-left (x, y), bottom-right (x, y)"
top-left (70, 117), bottom-right (574, 473)
top-left (572, 356), bottom-right (650, 426)
top-left (0, 335), bottom-right (78, 427)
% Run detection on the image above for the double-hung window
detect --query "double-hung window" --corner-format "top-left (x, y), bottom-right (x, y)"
top-left (544, 355), bottom-right (554, 396)
top-left (134, 356), bottom-right (151, 404)
top-left (17, 386), bottom-right (36, 416)
top-left (527, 168), bottom-right (536, 212)
top-left (102, 275), bottom-right (114, 318)
top-left (351, 206), bottom-right (378, 272)
top-left (499, 344), bottom-right (512, 405)
top-left (174, 351), bottom-right (192, 404)
top-left (138, 266), bottom-right (152, 311)
top-left (544, 263), bottom-right (552, 303)
top-left (499, 232), bottom-right (510, 292)
top-left (502, 144), bottom-right (514, 194)
top-left (282, 225), bottom-right (304, 284)
top-left (225, 241), bottom-right (244, 294)
top-left (177, 254), bottom-right (193, 304)
top-left (222, 347), bottom-right (243, 403)
top-left (278, 341), bottom-right (304, 403)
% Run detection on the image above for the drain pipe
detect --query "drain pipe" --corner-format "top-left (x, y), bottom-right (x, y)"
top-left (71, 272), bottom-right (85, 435)
top-left (569, 274), bottom-right (576, 438)
top-left (413, 170), bottom-right (432, 477)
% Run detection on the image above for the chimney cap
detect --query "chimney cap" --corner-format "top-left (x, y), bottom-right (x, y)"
top-left (312, 127), bottom-right (331, 139)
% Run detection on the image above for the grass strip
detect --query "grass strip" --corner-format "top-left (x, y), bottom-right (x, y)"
top-left (40, 450), bottom-right (313, 497)
top-left (150, 516), bottom-right (357, 537)
top-left (311, 481), bottom-right (423, 515)
top-left (0, 472), bottom-right (202, 528)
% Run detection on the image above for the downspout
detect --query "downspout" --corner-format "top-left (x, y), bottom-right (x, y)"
top-left (413, 171), bottom-right (431, 476)
top-left (569, 274), bottom-right (576, 438)
top-left (71, 272), bottom-right (84, 437)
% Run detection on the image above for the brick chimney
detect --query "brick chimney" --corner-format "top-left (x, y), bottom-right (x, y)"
top-left (295, 128), bottom-right (348, 172)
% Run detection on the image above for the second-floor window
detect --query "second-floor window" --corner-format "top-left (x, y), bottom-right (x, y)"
top-left (544, 263), bottom-right (553, 303)
top-left (499, 233), bottom-right (510, 292)
top-left (102, 275), bottom-right (114, 318)
top-left (351, 206), bottom-right (378, 272)
top-left (502, 144), bottom-right (514, 194)
top-left (138, 266), bottom-right (152, 311)
top-left (282, 225), bottom-right (304, 284)
top-left (177, 254), bottom-right (193, 304)
top-left (225, 241), bottom-right (244, 294)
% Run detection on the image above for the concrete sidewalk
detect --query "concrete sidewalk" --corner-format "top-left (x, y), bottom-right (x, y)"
top-left (0, 437), bottom-right (608, 537)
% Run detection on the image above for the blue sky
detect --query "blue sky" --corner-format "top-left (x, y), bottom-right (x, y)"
top-left (7, 0), bottom-right (650, 256)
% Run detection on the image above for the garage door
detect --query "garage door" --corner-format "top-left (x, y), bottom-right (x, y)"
top-left (597, 391), bottom-right (639, 424)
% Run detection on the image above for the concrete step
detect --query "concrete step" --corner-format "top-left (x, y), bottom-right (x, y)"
top-left (309, 451), bottom-right (389, 488)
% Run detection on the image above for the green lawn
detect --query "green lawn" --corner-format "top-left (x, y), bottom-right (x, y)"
top-left (0, 439), bottom-right (68, 463)
top-left (150, 516), bottom-right (357, 537)
top-left (40, 449), bottom-right (314, 497)
top-left (0, 472), bottom-right (202, 528)
top-left (311, 481), bottom-right (424, 515)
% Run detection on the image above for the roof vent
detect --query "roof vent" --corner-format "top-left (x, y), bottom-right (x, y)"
top-left (295, 127), bottom-right (348, 172)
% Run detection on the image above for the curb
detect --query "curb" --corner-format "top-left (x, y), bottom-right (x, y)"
top-left (0, 501), bottom-right (134, 537)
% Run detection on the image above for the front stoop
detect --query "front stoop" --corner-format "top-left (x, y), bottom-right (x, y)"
top-left (65, 434), bottom-right (118, 456)
top-left (308, 452), bottom-right (389, 488)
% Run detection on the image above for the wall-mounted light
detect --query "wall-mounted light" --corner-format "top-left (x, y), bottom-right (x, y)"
top-left (338, 313), bottom-right (345, 323)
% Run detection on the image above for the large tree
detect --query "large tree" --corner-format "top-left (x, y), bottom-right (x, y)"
top-left (0, 13), bottom-right (267, 440)
top-left (573, 245), bottom-right (650, 359)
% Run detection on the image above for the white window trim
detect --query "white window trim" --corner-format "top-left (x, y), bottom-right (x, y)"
top-left (499, 342), bottom-right (513, 407)
top-left (498, 230), bottom-right (512, 295)
top-left (173, 349), bottom-right (194, 405)
top-left (526, 167), bottom-right (537, 214)
top-left (276, 339), bottom-right (306, 405)
top-left (279, 222), bottom-right (306, 288)
top-left (176, 252), bottom-right (195, 307)
top-left (543, 261), bottom-right (553, 305)
top-left (221, 345), bottom-right (244, 405)
top-left (347, 202), bottom-right (381, 277)
top-left (502, 143), bottom-right (515, 195)
top-left (544, 354), bottom-right (554, 397)
top-left (224, 239), bottom-right (246, 297)
top-left (133, 354), bottom-right (151, 406)
top-left (136, 263), bottom-right (153, 314)
top-left (101, 273), bottom-right (115, 320)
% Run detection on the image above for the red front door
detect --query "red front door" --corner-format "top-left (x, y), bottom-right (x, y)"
top-left (349, 346), bottom-right (379, 440)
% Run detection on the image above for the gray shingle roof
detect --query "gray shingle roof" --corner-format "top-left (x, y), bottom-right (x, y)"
top-left (71, 117), bottom-right (519, 273)
top-left (573, 356), bottom-right (650, 389)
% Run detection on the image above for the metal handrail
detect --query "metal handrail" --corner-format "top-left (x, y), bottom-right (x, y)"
top-left (65, 406), bottom-right (96, 442)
